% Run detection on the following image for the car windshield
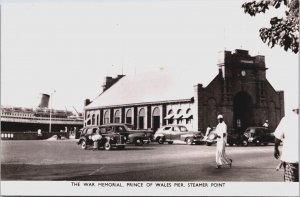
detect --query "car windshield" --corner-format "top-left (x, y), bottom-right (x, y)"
top-left (86, 128), bottom-right (94, 134)
top-left (124, 124), bottom-right (135, 130)
top-left (164, 127), bottom-right (172, 130)
top-left (179, 126), bottom-right (188, 132)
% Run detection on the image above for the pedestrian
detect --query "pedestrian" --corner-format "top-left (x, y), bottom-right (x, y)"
top-left (273, 108), bottom-right (299, 182)
top-left (37, 129), bottom-right (42, 137)
top-left (263, 120), bottom-right (269, 128)
top-left (215, 114), bottom-right (232, 169)
top-left (92, 129), bottom-right (102, 151)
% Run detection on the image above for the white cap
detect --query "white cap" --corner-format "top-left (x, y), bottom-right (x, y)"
top-left (217, 114), bottom-right (223, 119)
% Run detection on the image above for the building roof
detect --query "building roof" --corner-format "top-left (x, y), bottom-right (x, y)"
top-left (85, 70), bottom-right (197, 109)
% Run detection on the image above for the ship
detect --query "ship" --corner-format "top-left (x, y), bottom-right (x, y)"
top-left (0, 94), bottom-right (84, 133)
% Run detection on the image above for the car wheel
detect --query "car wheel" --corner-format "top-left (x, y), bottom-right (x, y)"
top-left (206, 141), bottom-right (212, 146)
top-left (134, 139), bottom-right (143, 146)
top-left (104, 141), bottom-right (112, 150)
top-left (168, 141), bottom-right (173, 144)
top-left (186, 138), bottom-right (193, 145)
top-left (158, 137), bottom-right (165, 144)
top-left (263, 142), bottom-right (268, 146)
top-left (81, 140), bottom-right (87, 150)
top-left (242, 140), bottom-right (248, 147)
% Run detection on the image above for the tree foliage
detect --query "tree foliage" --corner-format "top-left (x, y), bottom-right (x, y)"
top-left (242, 0), bottom-right (299, 53)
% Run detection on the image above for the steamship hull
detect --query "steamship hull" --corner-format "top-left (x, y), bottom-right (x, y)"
top-left (1, 116), bottom-right (83, 132)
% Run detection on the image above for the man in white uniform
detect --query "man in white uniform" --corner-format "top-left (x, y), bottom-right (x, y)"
top-left (263, 120), bottom-right (269, 128)
top-left (92, 129), bottom-right (102, 151)
top-left (215, 114), bottom-right (232, 169)
top-left (274, 108), bottom-right (299, 181)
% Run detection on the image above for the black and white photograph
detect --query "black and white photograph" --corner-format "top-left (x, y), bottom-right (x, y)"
top-left (1, 0), bottom-right (299, 196)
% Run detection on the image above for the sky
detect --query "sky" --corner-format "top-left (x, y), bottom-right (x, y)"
top-left (1, 0), bottom-right (299, 113)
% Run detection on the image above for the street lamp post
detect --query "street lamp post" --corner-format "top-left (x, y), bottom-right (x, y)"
top-left (49, 90), bottom-right (56, 133)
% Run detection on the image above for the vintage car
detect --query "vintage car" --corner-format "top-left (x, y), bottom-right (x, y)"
top-left (99, 123), bottom-right (153, 146)
top-left (226, 131), bottom-right (245, 146)
top-left (242, 127), bottom-right (275, 146)
top-left (153, 125), bottom-right (203, 145)
top-left (77, 126), bottom-right (127, 150)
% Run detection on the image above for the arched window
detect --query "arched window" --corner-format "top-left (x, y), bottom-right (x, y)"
top-left (153, 107), bottom-right (160, 116)
top-left (126, 109), bottom-right (133, 124)
top-left (167, 109), bottom-right (174, 124)
top-left (138, 108), bottom-right (145, 129)
top-left (175, 109), bottom-right (183, 124)
top-left (92, 114), bottom-right (95, 125)
top-left (114, 110), bottom-right (121, 123)
top-left (86, 114), bottom-right (91, 125)
top-left (104, 110), bottom-right (109, 124)
top-left (184, 108), bottom-right (193, 124)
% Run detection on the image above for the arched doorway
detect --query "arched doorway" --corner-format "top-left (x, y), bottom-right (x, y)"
top-left (92, 114), bottom-right (95, 125)
top-left (114, 110), bottom-right (121, 123)
top-left (104, 111), bottom-right (109, 124)
top-left (233, 92), bottom-right (254, 133)
top-left (126, 109), bottom-right (133, 124)
top-left (152, 107), bottom-right (160, 132)
top-left (138, 108), bottom-right (145, 129)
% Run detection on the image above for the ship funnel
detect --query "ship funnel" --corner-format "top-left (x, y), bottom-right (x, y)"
top-left (38, 94), bottom-right (50, 108)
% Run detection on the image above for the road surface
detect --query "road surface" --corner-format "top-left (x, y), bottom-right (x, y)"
top-left (1, 140), bottom-right (283, 181)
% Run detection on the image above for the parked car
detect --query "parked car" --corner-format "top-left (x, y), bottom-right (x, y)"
top-left (77, 126), bottom-right (127, 150)
top-left (99, 123), bottom-right (153, 146)
top-left (242, 127), bottom-right (275, 146)
top-left (154, 125), bottom-right (203, 145)
top-left (227, 131), bottom-right (244, 146)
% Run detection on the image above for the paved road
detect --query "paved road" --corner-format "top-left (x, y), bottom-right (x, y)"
top-left (1, 140), bottom-right (283, 181)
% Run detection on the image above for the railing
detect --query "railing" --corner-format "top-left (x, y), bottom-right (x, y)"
top-left (1, 115), bottom-right (83, 125)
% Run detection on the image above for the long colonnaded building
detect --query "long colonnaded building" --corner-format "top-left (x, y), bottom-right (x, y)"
top-left (84, 49), bottom-right (284, 134)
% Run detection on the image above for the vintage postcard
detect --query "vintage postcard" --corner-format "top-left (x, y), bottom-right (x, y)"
top-left (1, 0), bottom-right (299, 196)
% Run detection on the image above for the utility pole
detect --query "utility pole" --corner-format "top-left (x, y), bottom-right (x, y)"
top-left (49, 90), bottom-right (56, 132)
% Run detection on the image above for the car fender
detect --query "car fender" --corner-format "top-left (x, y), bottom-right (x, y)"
top-left (129, 133), bottom-right (146, 141)
top-left (154, 133), bottom-right (165, 140)
top-left (102, 136), bottom-right (111, 142)
top-left (180, 134), bottom-right (194, 141)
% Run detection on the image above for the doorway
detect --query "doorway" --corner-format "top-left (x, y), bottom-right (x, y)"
top-left (233, 92), bottom-right (254, 133)
top-left (152, 107), bottom-right (160, 132)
